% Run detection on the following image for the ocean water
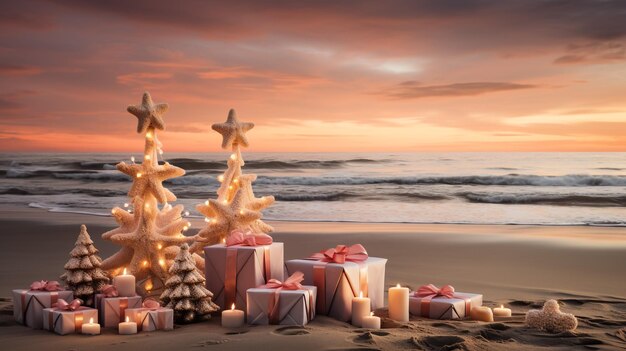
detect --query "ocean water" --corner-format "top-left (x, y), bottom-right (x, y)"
top-left (1, 152), bottom-right (625, 226)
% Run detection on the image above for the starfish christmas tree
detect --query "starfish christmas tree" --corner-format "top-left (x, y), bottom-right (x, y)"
top-left (190, 109), bottom-right (275, 252)
top-left (101, 92), bottom-right (202, 295)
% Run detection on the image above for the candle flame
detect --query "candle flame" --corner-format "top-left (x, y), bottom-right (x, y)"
top-left (126, 316), bottom-right (130, 323)
top-left (123, 268), bottom-right (127, 275)
top-left (500, 305), bottom-right (504, 309)
top-left (231, 303), bottom-right (235, 310)
top-left (396, 283), bottom-right (400, 288)
top-left (370, 312), bottom-right (374, 317)
top-left (222, 238), bottom-right (226, 244)
top-left (359, 291), bottom-right (363, 298)
top-left (89, 317), bottom-right (94, 324)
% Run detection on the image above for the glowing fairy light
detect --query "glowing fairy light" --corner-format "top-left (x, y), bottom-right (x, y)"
top-left (145, 154), bottom-right (151, 161)
top-left (131, 156), bottom-right (135, 163)
top-left (183, 211), bottom-right (190, 217)
top-left (233, 178), bottom-right (239, 184)
top-left (142, 260), bottom-right (148, 267)
top-left (124, 203), bottom-right (129, 208)
top-left (205, 200), bottom-right (209, 206)
top-left (230, 154), bottom-right (236, 160)
top-left (217, 175), bottom-right (224, 182)
top-left (136, 172), bottom-right (142, 178)
top-left (157, 243), bottom-right (162, 250)
top-left (146, 131), bottom-right (153, 139)
top-left (205, 217), bottom-right (211, 223)
top-left (158, 259), bottom-right (165, 266)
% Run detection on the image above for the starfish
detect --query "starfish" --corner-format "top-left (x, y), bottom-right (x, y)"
top-left (104, 203), bottom-right (196, 282)
top-left (127, 92), bottom-right (168, 134)
top-left (191, 188), bottom-right (262, 252)
top-left (212, 109), bottom-right (254, 149)
top-left (117, 160), bottom-right (184, 204)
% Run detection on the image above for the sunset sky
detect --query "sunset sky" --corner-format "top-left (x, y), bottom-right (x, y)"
top-left (1, 0), bottom-right (625, 152)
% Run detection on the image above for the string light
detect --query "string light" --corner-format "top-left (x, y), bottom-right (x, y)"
top-left (142, 260), bottom-right (148, 267)
top-left (158, 259), bottom-right (165, 266)
top-left (183, 211), bottom-right (190, 217)
top-left (233, 178), bottom-right (239, 184)
top-left (131, 156), bottom-right (135, 163)
top-left (157, 243), bottom-right (162, 250)
top-left (124, 203), bottom-right (129, 208)
top-left (222, 199), bottom-right (228, 204)
top-left (145, 154), bottom-right (151, 161)
top-left (183, 225), bottom-right (188, 231)
top-left (136, 172), bottom-right (142, 178)
top-left (239, 210), bottom-right (244, 215)
top-left (204, 217), bottom-right (211, 223)
top-left (146, 131), bottom-right (153, 139)
top-left (144, 203), bottom-right (150, 210)
top-left (212, 219), bottom-right (218, 224)
top-left (204, 200), bottom-right (209, 206)
top-left (228, 185), bottom-right (233, 190)
top-left (217, 175), bottom-right (224, 182)
top-left (111, 209), bottom-right (117, 215)
top-left (230, 154), bottom-right (236, 160)
top-left (158, 149), bottom-right (163, 155)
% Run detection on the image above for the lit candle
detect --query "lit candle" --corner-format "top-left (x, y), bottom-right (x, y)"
top-left (388, 284), bottom-right (409, 322)
top-left (493, 305), bottom-right (512, 318)
top-left (352, 292), bottom-right (371, 327)
top-left (470, 306), bottom-right (494, 322)
top-left (361, 312), bottom-right (381, 329)
top-left (222, 303), bottom-right (245, 328)
top-left (113, 268), bottom-right (136, 297)
top-left (81, 317), bottom-right (100, 335)
top-left (118, 316), bottom-right (137, 335)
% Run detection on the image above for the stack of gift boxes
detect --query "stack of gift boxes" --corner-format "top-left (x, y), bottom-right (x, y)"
top-left (13, 231), bottom-right (498, 334)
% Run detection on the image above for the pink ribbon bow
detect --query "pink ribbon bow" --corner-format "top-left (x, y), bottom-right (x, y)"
top-left (309, 244), bottom-right (368, 264)
top-left (53, 298), bottom-right (83, 311)
top-left (100, 284), bottom-right (119, 298)
top-left (415, 284), bottom-right (456, 299)
top-left (30, 280), bottom-right (62, 291)
top-left (142, 299), bottom-right (161, 310)
top-left (261, 271), bottom-right (305, 290)
top-left (226, 229), bottom-right (273, 247)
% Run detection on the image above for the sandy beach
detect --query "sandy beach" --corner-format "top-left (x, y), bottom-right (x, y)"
top-left (1, 206), bottom-right (625, 350)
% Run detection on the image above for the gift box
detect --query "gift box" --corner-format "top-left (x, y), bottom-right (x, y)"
top-left (247, 273), bottom-right (316, 327)
top-left (125, 303), bottom-right (174, 331)
top-left (12, 286), bottom-right (74, 329)
top-left (95, 294), bottom-right (142, 327)
top-left (204, 241), bottom-right (284, 311)
top-left (43, 307), bottom-right (98, 335)
top-left (408, 284), bottom-right (483, 319)
top-left (285, 244), bottom-right (387, 322)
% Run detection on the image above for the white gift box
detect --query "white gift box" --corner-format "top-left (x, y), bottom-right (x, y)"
top-left (125, 307), bottom-right (174, 331)
top-left (247, 286), bottom-right (316, 326)
top-left (409, 292), bottom-right (482, 319)
top-left (204, 242), bottom-right (284, 311)
top-left (12, 289), bottom-right (74, 329)
top-left (285, 257), bottom-right (387, 322)
top-left (42, 307), bottom-right (98, 335)
top-left (94, 294), bottom-right (142, 327)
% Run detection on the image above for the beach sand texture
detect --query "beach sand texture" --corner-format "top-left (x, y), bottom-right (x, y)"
top-left (1, 207), bottom-right (625, 350)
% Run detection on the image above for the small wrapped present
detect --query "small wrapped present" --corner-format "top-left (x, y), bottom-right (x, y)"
top-left (204, 231), bottom-right (284, 311)
top-left (247, 271), bottom-right (316, 326)
top-left (125, 299), bottom-right (174, 331)
top-left (95, 286), bottom-right (141, 327)
top-left (285, 244), bottom-right (387, 322)
top-left (12, 280), bottom-right (74, 329)
top-left (409, 284), bottom-right (483, 319)
top-left (43, 298), bottom-right (98, 335)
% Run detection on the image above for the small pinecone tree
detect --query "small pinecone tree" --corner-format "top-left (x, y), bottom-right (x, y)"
top-left (160, 243), bottom-right (219, 323)
top-left (60, 224), bottom-right (110, 306)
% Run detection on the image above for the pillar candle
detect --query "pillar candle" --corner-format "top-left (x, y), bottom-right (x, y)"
top-left (113, 268), bottom-right (136, 297)
top-left (222, 303), bottom-right (245, 328)
top-left (81, 317), bottom-right (100, 335)
top-left (493, 305), bottom-right (512, 317)
top-left (388, 284), bottom-right (409, 322)
top-left (352, 292), bottom-right (371, 327)
top-left (118, 316), bottom-right (137, 335)
top-left (470, 306), bottom-right (494, 322)
top-left (361, 312), bottom-right (381, 329)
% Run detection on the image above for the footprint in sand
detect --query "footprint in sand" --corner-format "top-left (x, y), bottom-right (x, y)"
top-left (410, 335), bottom-right (467, 351)
top-left (271, 326), bottom-right (311, 336)
top-left (485, 322), bottom-right (511, 331)
top-left (195, 339), bottom-right (230, 347)
top-left (224, 328), bottom-right (249, 335)
top-left (347, 330), bottom-right (390, 345)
